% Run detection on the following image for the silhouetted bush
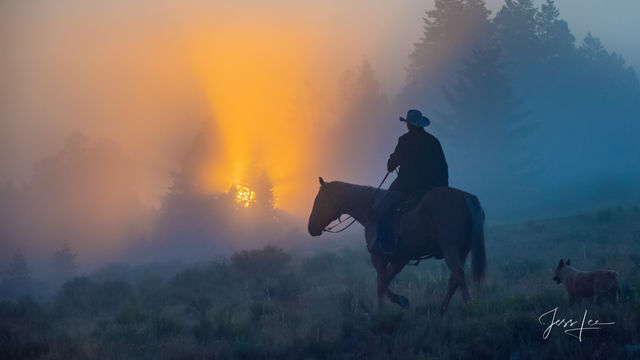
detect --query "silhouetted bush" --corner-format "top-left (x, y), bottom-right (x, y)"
top-left (192, 319), bottom-right (215, 344)
top-left (301, 252), bottom-right (340, 275)
top-left (231, 245), bottom-right (292, 276)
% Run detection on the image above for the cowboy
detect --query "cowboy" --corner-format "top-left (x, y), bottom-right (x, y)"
top-left (372, 109), bottom-right (449, 256)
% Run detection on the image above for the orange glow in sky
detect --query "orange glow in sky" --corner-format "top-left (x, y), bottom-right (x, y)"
top-left (188, 22), bottom-right (322, 213)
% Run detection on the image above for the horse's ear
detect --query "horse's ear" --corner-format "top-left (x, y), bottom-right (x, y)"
top-left (566, 259), bottom-right (571, 266)
top-left (319, 177), bottom-right (326, 186)
top-left (558, 259), bottom-right (564, 268)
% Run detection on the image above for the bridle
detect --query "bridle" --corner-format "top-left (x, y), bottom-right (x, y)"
top-left (322, 171), bottom-right (391, 233)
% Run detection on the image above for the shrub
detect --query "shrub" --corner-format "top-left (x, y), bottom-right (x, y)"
top-left (192, 319), bottom-right (215, 344)
top-left (301, 252), bottom-right (340, 275)
top-left (149, 314), bottom-right (183, 339)
top-left (56, 276), bottom-right (96, 311)
top-left (231, 245), bottom-right (292, 276)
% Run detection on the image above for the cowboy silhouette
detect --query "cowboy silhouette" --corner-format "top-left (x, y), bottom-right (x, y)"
top-left (372, 109), bottom-right (448, 256)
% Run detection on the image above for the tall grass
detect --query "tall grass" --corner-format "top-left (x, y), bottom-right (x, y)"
top-left (1, 207), bottom-right (639, 359)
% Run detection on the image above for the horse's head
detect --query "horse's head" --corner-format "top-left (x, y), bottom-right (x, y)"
top-left (308, 177), bottom-right (342, 236)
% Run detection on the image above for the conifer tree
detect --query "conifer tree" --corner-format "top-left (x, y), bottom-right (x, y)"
top-left (402, 0), bottom-right (492, 110)
top-left (535, 0), bottom-right (575, 63)
top-left (332, 59), bottom-right (389, 180)
top-left (6, 249), bottom-right (30, 280)
top-left (52, 240), bottom-right (78, 276)
top-left (440, 49), bottom-right (535, 199)
top-left (493, 0), bottom-right (539, 65)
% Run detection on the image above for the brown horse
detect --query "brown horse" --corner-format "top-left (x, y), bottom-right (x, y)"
top-left (308, 177), bottom-right (486, 314)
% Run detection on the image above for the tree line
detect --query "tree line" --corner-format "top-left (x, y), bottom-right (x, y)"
top-left (336, 0), bottom-right (640, 218)
top-left (1, 241), bottom-right (78, 299)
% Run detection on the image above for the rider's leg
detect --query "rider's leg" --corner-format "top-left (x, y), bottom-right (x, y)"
top-left (371, 189), bottom-right (404, 255)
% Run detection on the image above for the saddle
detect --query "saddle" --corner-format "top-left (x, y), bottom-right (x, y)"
top-left (372, 192), bottom-right (424, 257)
top-left (372, 190), bottom-right (444, 260)
top-left (397, 193), bottom-right (422, 214)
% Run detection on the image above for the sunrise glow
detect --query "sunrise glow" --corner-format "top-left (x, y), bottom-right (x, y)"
top-left (187, 21), bottom-right (322, 213)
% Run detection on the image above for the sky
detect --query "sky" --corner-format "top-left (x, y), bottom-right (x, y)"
top-left (0, 0), bottom-right (422, 213)
top-left (1, 0), bottom-right (639, 215)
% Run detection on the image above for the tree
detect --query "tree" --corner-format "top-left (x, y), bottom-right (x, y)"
top-left (167, 122), bottom-right (221, 197)
top-left (408, 0), bottom-right (492, 83)
top-left (401, 0), bottom-right (640, 217)
top-left (246, 168), bottom-right (275, 211)
top-left (3, 133), bottom-right (154, 260)
top-left (493, 0), bottom-right (539, 66)
top-left (6, 249), bottom-right (30, 280)
top-left (439, 49), bottom-right (536, 207)
top-left (577, 34), bottom-right (640, 109)
top-left (330, 59), bottom-right (390, 181)
top-left (402, 0), bottom-right (492, 110)
top-left (52, 240), bottom-right (78, 276)
top-left (535, 0), bottom-right (576, 64)
top-left (150, 124), bottom-right (294, 262)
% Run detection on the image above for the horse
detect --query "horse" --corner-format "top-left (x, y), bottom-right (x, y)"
top-left (307, 177), bottom-right (486, 314)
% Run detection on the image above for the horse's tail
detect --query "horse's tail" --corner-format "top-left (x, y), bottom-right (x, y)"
top-left (464, 193), bottom-right (487, 286)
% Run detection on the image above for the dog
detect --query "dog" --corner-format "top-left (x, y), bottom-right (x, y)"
top-left (553, 259), bottom-right (620, 304)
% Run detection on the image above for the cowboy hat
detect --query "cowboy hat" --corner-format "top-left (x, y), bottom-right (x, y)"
top-left (399, 109), bottom-right (430, 127)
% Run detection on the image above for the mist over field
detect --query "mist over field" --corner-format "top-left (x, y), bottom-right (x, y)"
top-left (2, 1), bottom-right (640, 359)
top-left (1, 0), bottom-right (639, 270)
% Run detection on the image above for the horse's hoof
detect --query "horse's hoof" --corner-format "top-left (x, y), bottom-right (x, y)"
top-left (397, 296), bottom-right (410, 309)
top-left (390, 295), bottom-right (410, 309)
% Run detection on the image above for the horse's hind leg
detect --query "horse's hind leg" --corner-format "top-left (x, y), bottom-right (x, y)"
top-left (440, 272), bottom-right (459, 314)
top-left (440, 252), bottom-right (468, 314)
top-left (458, 246), bottom-right (472, 303)
top-left (459, 274), bottom-right (470, 303)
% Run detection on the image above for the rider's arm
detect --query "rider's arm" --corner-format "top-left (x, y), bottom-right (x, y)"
top-left (387, 137), bottom-right (404, 172)
top-left (387, 156), bottom-right (398, 172)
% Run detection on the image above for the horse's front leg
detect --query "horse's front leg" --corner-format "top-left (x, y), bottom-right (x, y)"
top-left (386, 261), bottom-right (409, 309)
top-left (371, 254), bottom-right (389, 310)
top-left (371, 255), bottom-right (409, 310)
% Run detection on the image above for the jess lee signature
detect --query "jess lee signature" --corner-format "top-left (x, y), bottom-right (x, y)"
top-left (538, 307), bottom-right (615, 342)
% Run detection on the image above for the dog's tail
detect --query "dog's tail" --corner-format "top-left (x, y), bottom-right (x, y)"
top-left (465, 193), bottom-right (486, 286)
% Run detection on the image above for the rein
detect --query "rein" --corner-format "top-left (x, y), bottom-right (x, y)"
top-left (322, 171), bottom-right (391, 233)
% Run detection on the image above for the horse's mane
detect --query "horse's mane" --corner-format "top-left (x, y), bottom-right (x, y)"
top-left (329, 181), bottom-right (387, 204)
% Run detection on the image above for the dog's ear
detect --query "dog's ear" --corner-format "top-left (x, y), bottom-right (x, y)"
top-left (558, 259), bottom-right (564, 268)
top-left (319, 177), bottom-right (326, 186)
top-left (566, 259), bottom-right (571, 266)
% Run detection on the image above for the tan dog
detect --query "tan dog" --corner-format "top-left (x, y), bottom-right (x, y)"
top-left (553, 259), bottom-right (620, 304)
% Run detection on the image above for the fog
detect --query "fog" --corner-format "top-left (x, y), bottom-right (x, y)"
top-left (1, 0), bottom-right (639, 271)
top-left (0, 0), bottom-right (422, 206)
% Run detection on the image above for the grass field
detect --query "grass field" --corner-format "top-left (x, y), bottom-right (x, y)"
top-left (2, 207), bottom-right (640, 359)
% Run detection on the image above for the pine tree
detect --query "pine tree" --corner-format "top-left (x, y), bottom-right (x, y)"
top-left (535, 0), bottom-right (575, 63)
top-left (52, 240), bottom-right (78, 276)
top-left (6, 249), bottom-right (30, 280)
top-left (408, 0), bottom-right (491, 83)
top-left (578, 33), bottom-right (640, 103)
top-left (439, 49), bottom-right (535, 201)
top-left (402, 0), bottom-right (492, 109)
top-left (580, 33), bottom-right (609, 65)
top-left (493, 0), bottom-right (539, 64)
top-left (331, 59), bottom-right (389, 181)
top-left (167, 122), bottom-right (219, 197)
top-left (247, 169), bottom-right (275, 211)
